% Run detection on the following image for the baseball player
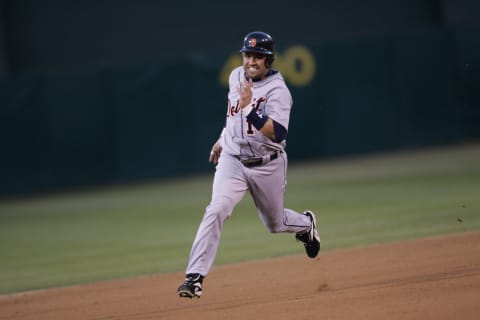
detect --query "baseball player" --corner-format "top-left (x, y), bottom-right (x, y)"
top-left (177, 31), bottom-right (320, 298)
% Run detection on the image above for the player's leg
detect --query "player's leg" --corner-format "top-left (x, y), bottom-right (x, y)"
top-left (185, 153), bottom-right (248, 276)
top-left (248, 153), bottom-right (320, 258)
top-left (248, 152), bottom-right (311, 234)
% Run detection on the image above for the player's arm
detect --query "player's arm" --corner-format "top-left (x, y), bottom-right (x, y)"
top-left (260, 118), bottom-right (287, 142)
top-left (209, 128), bottom-right (225, 164)
top-left (242, 111), bottom-right (286, 142)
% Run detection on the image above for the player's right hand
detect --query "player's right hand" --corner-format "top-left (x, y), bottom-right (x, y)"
top-left (238, 78), bottom-right (253, 109)
top-left (209, 142), bottom-right (222, 164)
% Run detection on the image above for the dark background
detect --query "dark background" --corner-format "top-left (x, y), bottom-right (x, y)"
top-left (0, 0), bottom-right (479, 196)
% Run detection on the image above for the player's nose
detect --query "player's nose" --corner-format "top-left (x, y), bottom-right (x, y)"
top-left (245, 56), bottom-right (256, 64)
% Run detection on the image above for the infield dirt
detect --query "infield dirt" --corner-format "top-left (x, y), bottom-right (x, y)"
top-left (1, 231), bottom-right (479, 320)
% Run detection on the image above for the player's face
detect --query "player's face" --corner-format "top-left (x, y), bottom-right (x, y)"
top-left (242, 52), bottom-right (269, 81)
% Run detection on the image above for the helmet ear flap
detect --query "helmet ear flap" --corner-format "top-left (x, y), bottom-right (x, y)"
top-left (266, 56), bottom-right (274, 68)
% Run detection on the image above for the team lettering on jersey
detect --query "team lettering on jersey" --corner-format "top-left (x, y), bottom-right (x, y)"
top-left (227, 96), bottom-right (267, 117)
top-left (227, 96), bottom-right (267, 135)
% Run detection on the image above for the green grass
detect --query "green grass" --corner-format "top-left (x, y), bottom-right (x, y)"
top-left (1, 142), bottom-right (479, 295)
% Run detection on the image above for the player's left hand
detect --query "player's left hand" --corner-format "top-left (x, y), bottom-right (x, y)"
top-left (209, 142), bottom-right (222, 164)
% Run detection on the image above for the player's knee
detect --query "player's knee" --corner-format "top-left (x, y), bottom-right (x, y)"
top-left (205, 201), bottom-right (233, 221)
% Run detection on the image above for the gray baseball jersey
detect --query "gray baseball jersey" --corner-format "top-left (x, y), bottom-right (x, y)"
top-left (185, 67), bottom-right (311, 277)
top-left (221, 66), bottom-right (292, 157)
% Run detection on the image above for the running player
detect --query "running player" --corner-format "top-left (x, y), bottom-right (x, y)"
top-left (177, 31), bottom-right (320, 298)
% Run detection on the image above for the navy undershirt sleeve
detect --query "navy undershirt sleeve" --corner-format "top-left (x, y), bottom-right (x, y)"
top-left (272, 120), bottom-right (287, 143)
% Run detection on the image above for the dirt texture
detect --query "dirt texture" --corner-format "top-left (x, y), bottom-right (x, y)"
top-left (1, 231), bottom-right (479, 320)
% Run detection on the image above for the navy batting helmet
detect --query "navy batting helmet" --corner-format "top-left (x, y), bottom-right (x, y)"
top-left (240, 31), bottom-right (275, 66)
top-left (240, 31), bottom-right (273, 56)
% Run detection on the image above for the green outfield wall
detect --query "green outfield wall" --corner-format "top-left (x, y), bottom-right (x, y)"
top-left (1, 28), bottom-right (479, 196)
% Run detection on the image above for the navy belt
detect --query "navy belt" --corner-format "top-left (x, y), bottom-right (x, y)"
top-left (237, 152), bottom-right (279, 167)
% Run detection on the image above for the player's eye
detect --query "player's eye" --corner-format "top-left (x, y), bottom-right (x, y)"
top-left (244, 53), bottom-right (265, 60)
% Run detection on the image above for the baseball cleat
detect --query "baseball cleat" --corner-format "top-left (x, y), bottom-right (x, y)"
top-left (177, 273), bottom-right (203, 298)
top-left (295, 210), bottom-right (320, 258)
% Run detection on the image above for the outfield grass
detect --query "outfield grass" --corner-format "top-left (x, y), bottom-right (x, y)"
top-left (0, 143), bottom-right (479, 295)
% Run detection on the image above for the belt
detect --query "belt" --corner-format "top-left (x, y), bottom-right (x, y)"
top-left (237, 151), bottom-right (279, 168)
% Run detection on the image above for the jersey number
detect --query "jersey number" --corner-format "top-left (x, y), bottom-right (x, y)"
top-left (245, 97), bottom-right (266, 136)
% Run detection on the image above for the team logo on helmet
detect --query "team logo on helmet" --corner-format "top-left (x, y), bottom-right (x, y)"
top-left (248, 38), bottom-right (257, 47)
